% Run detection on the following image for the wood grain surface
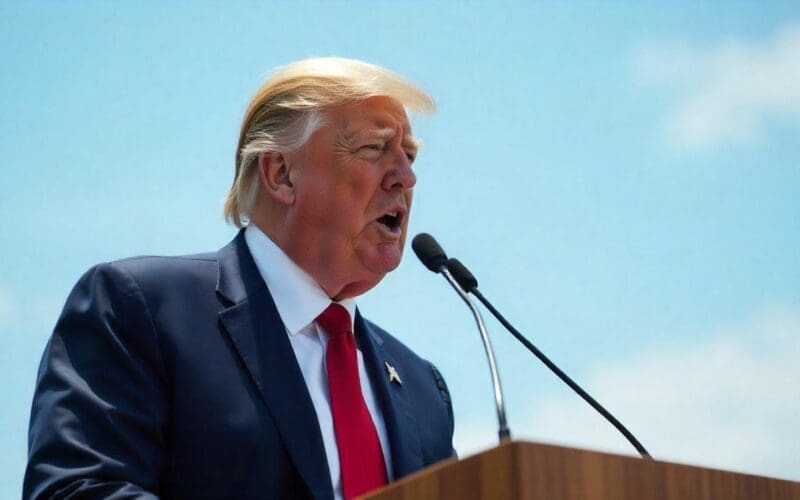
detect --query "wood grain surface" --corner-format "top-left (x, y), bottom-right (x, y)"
top-left (364, 441), bottom-right (800, 500)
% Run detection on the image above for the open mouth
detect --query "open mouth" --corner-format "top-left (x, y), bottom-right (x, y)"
top-left (377, 211), bottom-right (403, 231)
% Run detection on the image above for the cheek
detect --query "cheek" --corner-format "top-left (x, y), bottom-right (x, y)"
top-left (339, 172), bottom-right (377, 210)
top-left (296, 178), bottom-right (356, 226)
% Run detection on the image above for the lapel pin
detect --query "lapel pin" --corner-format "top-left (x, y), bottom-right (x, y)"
top-left (385, 361), bottom-right (402, 385)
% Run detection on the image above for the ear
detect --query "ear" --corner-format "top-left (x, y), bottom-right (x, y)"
top-left (257, 151), bottom-right (295, 206)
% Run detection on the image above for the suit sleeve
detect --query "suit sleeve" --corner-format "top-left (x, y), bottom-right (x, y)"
top-left (24, 263), bottom-right (168, 499)
top-left (430, 363), bottom-right (457, 459)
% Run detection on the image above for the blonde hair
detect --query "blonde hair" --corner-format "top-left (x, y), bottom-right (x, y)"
top-left (224, 57), bottom-right (436, 227)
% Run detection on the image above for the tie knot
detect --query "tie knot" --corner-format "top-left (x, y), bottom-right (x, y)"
top-left (316, 303), bottom-right (351, 338)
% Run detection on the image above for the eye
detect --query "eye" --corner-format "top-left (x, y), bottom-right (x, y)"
top-left (359, 143), bottom-right (384, 155)
top-left (405, 151), bottom-right (416, 162)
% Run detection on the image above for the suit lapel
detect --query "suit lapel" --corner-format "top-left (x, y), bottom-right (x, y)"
top-left (216, 232), bottom-right (333, 499)
top-left (355, 311), bottom-right (424, 479)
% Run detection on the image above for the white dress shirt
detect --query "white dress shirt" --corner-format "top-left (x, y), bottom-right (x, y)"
top-left (244, 224), bottom-right (393, 499)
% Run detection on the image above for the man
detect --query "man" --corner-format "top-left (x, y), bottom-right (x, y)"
top-left (24, 57), bottom-right (455, 499)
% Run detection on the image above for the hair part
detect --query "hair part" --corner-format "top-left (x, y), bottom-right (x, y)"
top-left (224, 57), bottom-right (435, 227)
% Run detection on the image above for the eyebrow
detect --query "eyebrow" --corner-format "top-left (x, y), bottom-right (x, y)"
top-left (361, 128), bottom-right (421, 152)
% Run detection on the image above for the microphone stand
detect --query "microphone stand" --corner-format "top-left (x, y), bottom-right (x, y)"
top-left (447, 257), bottom-right (651, 459)
top-left (440, 267), bottom-right (511, 442)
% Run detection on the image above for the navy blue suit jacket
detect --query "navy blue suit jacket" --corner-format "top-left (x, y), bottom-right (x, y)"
top-left (24, 232), bottom-right (455, 499)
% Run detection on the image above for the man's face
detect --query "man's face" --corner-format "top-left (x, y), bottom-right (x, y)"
top-left (284, 96), bottom-right (419, 299)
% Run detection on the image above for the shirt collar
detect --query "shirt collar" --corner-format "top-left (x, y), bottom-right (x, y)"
top-left (244, 224), bottom-right (356, 336)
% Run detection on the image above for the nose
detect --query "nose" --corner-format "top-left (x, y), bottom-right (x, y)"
top-left (382, 150), bottom-right (417, 191)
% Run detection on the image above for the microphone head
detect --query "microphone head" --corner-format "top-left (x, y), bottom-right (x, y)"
top-left (446, 258), bottom-right (478, 292)
top-left (412, 233), bottom-right (448, 273)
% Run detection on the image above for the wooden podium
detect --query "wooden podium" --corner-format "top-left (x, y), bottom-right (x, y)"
top-left (365, 441), bottom-right (800, 500)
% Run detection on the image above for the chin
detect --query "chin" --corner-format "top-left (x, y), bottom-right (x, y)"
top-left (335, 281), bottom-right (377, 300)
top-left (372, 243), bottom-right (404, 272)
top-left (353, 245), bottom-right (401, 281)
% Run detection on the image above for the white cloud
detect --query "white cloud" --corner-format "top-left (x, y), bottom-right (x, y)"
top-left (632, 24), bottom-right (800, 150)
top-left (455, 308), bottom-right (800, 481)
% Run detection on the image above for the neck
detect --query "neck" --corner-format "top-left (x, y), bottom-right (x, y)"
top-left (249, 219), bottom-right (378, 300)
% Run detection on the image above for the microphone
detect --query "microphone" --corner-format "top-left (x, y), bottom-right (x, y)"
top-left (445, 256), bottom-right (652, 459)
top-left (412, 233), bottom-right (511, 442)
top-left (411, 232), bottom-right (448, 272)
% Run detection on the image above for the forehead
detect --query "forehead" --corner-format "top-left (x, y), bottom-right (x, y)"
top-left (332, 96), bottom-right (412, 136)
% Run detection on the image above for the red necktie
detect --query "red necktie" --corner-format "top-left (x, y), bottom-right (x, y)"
top-left (317, 304), bottom-right (388, 499)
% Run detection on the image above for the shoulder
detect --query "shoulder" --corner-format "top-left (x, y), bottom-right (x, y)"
top-left (110, 252), bottom-right (217, 279)
top-left (77, 252), bottom-right (218, 295)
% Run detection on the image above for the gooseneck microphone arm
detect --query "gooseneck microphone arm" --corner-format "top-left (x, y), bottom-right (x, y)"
top-left (440, 266), bottom-right (511, 441)
top-left (446, 257), bottom-right (652, 459)
top-left (412, 233), bottom-right (511, 443)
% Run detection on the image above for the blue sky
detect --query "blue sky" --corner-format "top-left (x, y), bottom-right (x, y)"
top-left (2, 1), bottom-right (799, 496)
